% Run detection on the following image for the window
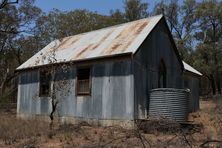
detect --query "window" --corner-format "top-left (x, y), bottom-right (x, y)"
top-left (76, 67), bottom-right (91, 95)
top-left (39, 70), bottom-right (51, 97)
top-left (158, 59), bottom-right (167, 88)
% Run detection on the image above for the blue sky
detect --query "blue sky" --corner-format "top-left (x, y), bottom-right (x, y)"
top-left (34, 0), bottom-right (162, 15)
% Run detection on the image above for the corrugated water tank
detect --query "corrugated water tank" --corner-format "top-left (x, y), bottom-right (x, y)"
top-left (149, 88), bottom-right (190, 122)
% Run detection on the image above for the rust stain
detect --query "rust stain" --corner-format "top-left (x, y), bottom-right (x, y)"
top-left (112, 43), bottom-right (122, 50)
top-left (53, 36), bottom-right (81, 51)
top-left (51, 20), bottom-right (149, 61)
top-left (103, 21), bottom-right (149, 54)
top-left (99, 30), bottom-right (114, 43)
top-left (74, 29), bottom-right (115, 59)
top-left (70, 38), bottom-right (79, 45)
top-left (54, 37), bottom-right (72, 51)
top-left (92, 43), bottom-right (100, 50)
top-left (115, 32), bottom-right (122, 40)
top-left (113, 23), bottom-right (135, 40)
top-left (136, 21), bottom-right (148, 34)
top-left (61, 37), bottom-right (80, 50)
top-left (86, 29), bottom-right (114, 53)
top-left (74, 44), bottom-right (94, 59)
top-left (119, 21), bottom-right (149, 52)
top-left (102, 43), bottom-right (122, 54)
top-left (102, 29), bottom-right (132, 54)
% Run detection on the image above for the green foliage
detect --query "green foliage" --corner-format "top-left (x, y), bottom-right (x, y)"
top-left (193, 0), bottom-right (222, 94)
top-left (153, 0), bottom-right (197, 62)
top-left (153, 0), bottom-right (222, 94)
top-left (123, 0), bottom-right (149, 21)
top-left (0, 0), bottom-right (42, 100)
top-left (35, 9), bottom-right (125, 45)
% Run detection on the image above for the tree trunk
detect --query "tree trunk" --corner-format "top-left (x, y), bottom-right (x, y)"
top-left (210, 74), bottom-right (216, 95)
top-left (49, 68), bottom-right (57, 129)
top-left (216, 80), bottom-right (221, 94)
top-left (215, 69), bottom-right (221, 94)
top-left (0, 68), bottom-right (9, 99)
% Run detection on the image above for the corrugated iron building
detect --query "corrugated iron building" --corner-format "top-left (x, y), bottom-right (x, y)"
top-left (183, 61), bottom-right (202, 112)
top-left (16, 15), bottom-right (201, 127)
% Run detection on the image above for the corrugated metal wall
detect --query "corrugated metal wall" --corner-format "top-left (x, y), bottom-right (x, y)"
top-left (17, 19), bottom-right (199, 122)
top-left (17, 70), bottom-right (52, 115)
top-left (149, 88), bottom-right (190, 122)
top-left (183, 73), bottom-right (200, 112)
top-left (133, 20), bottom-right (184, 119)
top-left (17, 60), bottom-right (134, 120)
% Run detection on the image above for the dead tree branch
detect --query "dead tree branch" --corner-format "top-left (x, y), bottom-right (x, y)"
top-left (179, 128), bottom-right (192, 148)
top-left (0, 29), bottom-right (19, 35)
top-left (49, 99), bottom-right (58, 129)
top-left (0, 0), bottom-right (18, 9)
top-left (135, 121), bottom-right (151, 148)
top-left (200, 140), bottom-right (222, 147)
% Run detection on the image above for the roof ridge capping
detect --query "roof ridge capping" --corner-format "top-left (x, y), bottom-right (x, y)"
top-left (183, 61), bottom-right (202, 76)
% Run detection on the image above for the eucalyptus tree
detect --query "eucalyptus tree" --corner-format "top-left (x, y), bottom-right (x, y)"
top-left (123, 0), bottom-right (149, 21)
top-left (0, 0), bottom-right (42, 100)
top-left (193, 0), bottom-right (222, 94)
top-left (153, 0), bottom-right (198, 62)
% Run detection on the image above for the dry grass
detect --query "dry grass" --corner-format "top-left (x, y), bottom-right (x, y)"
top-left (0, 114), bottom-right (50, 147)
top-left (0, 99), bottom-right (222, 147)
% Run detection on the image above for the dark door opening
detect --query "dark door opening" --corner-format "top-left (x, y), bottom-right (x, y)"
top-left (158, 59), bottom-right (167, 88)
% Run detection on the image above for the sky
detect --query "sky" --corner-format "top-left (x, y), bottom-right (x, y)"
top-left (34, 0), bottom-right (162, 15)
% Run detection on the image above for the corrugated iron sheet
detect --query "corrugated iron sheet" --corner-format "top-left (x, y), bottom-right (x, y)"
top-left (17, 15), bottom-right (163, 70)
top-left (183, 61), bottom-right (202, 76)
top-left (149, 88), bottom-right (190, 122)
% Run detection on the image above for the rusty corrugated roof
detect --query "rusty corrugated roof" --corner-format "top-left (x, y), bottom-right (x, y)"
top-left (17, 15), bottom-right (163, 70)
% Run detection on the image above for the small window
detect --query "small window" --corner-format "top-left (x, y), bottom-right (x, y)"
top-left (39, 70), bottom-right (51, 97)
top-left (76, 67), bottom-right (91, 95)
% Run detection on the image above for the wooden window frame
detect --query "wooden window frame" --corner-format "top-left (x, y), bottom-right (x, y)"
top-left (39, 70), bottom-right (51, 97)
top-left (76, 66), bottom-right (92, 96)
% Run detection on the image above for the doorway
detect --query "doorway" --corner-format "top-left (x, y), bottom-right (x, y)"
top-left (158, 59), bottom-right (167, 88)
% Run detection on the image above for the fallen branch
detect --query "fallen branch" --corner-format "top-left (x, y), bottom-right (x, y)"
top-left (135, 121), bottom-right (151, 148)
top-left (165, 134), bottom-right (178, 145)
top-left (102, 136), bottom-right (126, 147)
top-left (200, 140), bottom-right (222, 147)
top-left (180, 129), bottom-right (192, 148)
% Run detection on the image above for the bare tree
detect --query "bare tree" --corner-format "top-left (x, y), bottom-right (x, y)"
top-left (0, 0), bottom-right (18, 9)
top-left (37, 42), bottom-right (72, 129)
top-left (0, 0), bottom-right (42, 102)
